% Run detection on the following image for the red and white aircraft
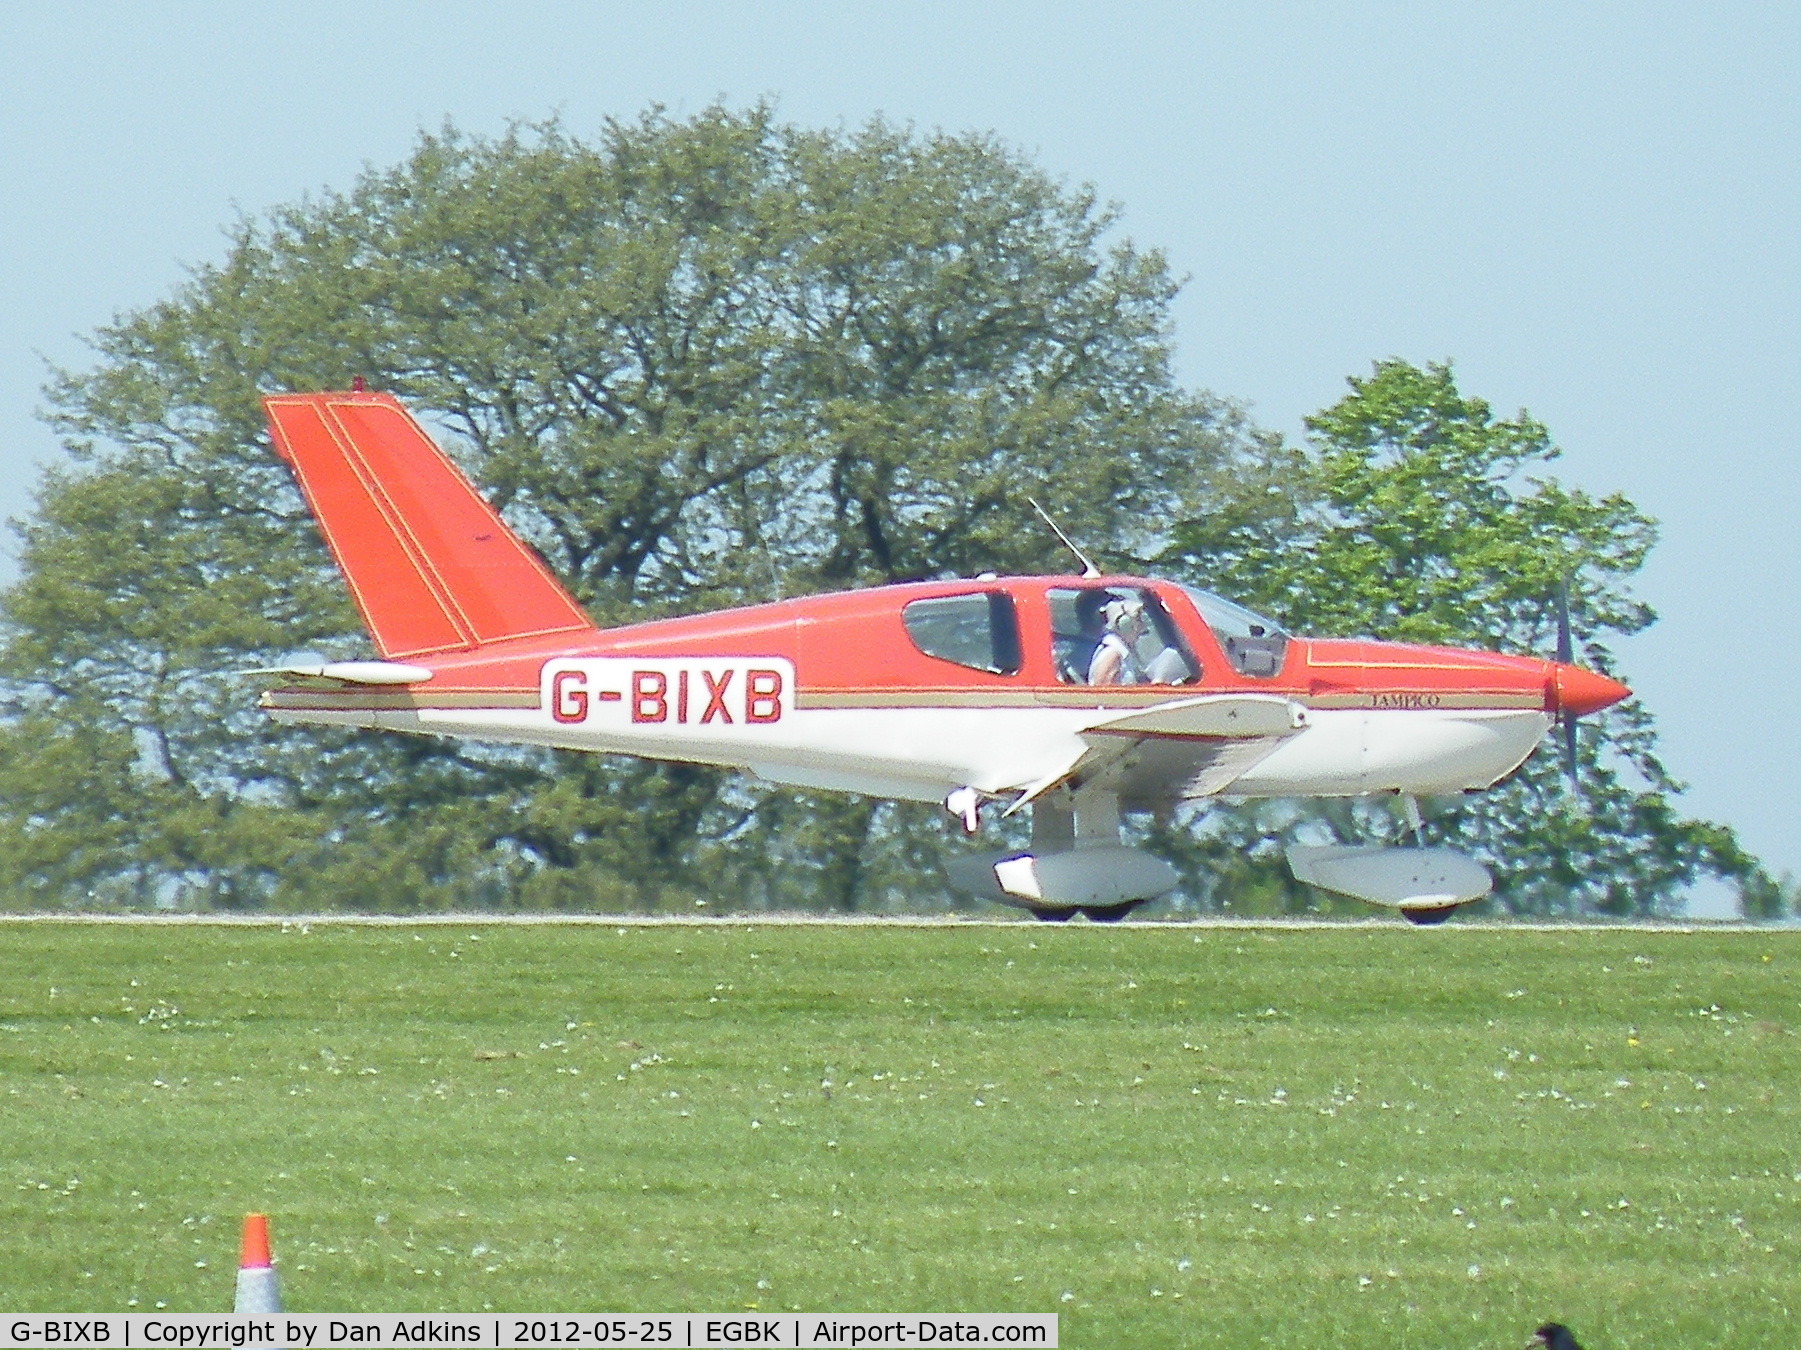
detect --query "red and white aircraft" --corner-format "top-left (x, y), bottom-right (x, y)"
top-left (258, 390), bottom-right (1630, 922)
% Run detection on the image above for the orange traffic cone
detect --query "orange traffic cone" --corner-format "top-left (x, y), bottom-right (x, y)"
top-left (234, 1213), bottom-right (282, 1313)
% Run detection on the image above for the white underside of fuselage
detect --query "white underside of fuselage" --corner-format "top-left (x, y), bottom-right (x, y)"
top-left (268, 701), bottom-right (1553, 805)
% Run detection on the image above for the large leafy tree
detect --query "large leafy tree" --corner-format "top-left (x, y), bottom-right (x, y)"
top-left (1163, 359), bottom-right (1773, 917)
top-left (0, 105), bottom-right (1279, 912)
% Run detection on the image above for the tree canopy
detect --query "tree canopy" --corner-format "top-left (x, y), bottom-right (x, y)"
top-left (0, 105), bottom-right (1778, 917)
top-left (1165, 358), bottom-right (1773, 917)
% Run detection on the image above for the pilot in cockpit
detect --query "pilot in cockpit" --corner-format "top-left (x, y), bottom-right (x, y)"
top-left (1088, 598), bottom-right (1148, 685)
top-left (1055, 589), bottom-right (1111, 684)
top-left (1054, 587), bottom-right (1197, 686)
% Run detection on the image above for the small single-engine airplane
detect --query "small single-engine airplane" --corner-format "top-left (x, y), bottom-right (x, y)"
top-left (258, 390), bottom-right (1629, 922)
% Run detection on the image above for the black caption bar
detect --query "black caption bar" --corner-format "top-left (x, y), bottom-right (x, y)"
top-left (0, 1316), bottom-right (1055, 1349)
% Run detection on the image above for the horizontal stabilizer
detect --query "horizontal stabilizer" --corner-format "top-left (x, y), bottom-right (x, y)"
top-left (246, 660), bottom-right (434, 687)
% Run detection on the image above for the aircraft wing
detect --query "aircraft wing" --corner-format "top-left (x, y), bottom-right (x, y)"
top-left (1085, 692), bottom-right (1305, 740)
top-left (1007, 693), bottom-right (1308, 811)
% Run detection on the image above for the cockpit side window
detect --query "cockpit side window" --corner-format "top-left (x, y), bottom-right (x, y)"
top-left (902, 592), bottom-right (1022, 675)
top-left (1048, 587), bottom-right (1199, 686)
top-left (1179, 585), bottom-right (1290, 678)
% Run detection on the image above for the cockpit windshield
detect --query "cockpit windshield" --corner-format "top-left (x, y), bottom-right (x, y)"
top-left (1179, 585), bottom-right (1291, 678)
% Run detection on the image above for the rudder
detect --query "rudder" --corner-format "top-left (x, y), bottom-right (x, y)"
top-left (264, 391), bottom-right (595, 658)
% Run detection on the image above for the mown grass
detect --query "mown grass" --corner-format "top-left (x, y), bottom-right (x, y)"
top-left (0, 919), bottom-right (1796, 1347)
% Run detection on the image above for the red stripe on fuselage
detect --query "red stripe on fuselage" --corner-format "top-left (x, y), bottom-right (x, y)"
top-left (261, 574), bottom-right (1625, 718)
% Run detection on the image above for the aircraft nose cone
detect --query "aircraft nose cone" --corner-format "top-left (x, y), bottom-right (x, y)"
top-left (1553, 663), bottom-right (1631, 717)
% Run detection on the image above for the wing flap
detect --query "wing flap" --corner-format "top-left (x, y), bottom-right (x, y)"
top-left (1007, 693), bottom-right (1308, 810)
top-left (1087, 692), bottom-right (1307, 739)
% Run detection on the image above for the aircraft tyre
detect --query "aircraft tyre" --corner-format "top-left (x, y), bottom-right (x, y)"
top-left (1401, 905), bottom-right (1459, 926)
top-left (1027, 906), bottom-right (1080, 923)
top-left (1080, 901), bottom-right (1144, 923)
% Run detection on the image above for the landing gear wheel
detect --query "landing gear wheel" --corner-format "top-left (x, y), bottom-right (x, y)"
top-left (1028, 906), bottom-right (1080, 923)
top-left (1080, 901), bottom-right (1144, 923)
top-left (1401, 906), bottom-right (1458, 926)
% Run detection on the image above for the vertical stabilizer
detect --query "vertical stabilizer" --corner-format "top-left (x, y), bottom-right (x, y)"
top-left (264, 391), bottom-right (595, 658)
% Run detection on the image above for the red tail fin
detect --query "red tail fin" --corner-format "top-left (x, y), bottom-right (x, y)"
top-left (264, 391), bottom-right (595, 658)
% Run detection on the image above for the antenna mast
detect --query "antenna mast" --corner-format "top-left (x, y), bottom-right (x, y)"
top-left (1027, 497), bottom-right (1101, 578)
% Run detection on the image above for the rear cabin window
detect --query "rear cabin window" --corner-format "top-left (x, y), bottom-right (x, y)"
top-left (902, 593), bottom-right (1022, 675)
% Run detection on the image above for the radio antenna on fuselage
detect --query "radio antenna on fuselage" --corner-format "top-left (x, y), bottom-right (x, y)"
top-left (1027, 497), bottom-right (1102, 578)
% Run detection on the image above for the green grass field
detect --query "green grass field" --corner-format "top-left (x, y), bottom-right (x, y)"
top-left (0, 919), bottom-right (1796, 1347)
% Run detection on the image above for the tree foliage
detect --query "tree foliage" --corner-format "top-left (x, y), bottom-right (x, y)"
top-left (1164, 359), bottom-right (1771, 917)
top-left (0, 107), bottom-right (1274, 912)
top-left (0, 110), bottom-right (1774, 917)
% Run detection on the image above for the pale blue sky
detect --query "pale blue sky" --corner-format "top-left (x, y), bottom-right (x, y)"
top-left (3, 3), bottom-right (1796, 892)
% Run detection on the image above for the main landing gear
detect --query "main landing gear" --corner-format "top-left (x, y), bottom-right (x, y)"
top-left (1026, 900), bottom-right (1146, 924)
top-left (1079, 901), bottom-right (1144, 923)
top-left (942, 785), bottom-right (1178, 919)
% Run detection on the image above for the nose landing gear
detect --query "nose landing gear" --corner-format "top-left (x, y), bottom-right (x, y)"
top-left (1400, 905), bottom-right (1458, 926)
